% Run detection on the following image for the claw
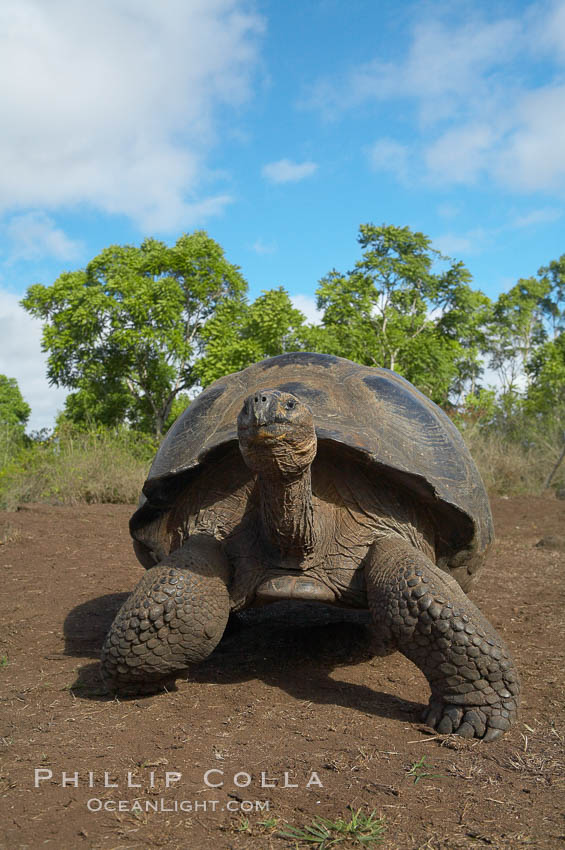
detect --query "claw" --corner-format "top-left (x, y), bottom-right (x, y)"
top-left (445, 705), bottom-right (464, 727)
top-left (423, 696), bottom-right (515, 741)
top-left (483, 726), bottom-right (503, 742)
top-left (423, 701), bottom-right (443, 729)
top-left (455, 721), bottom-right (475, 738)
top-left (101, 671), bottom-right (179, 696)
top-left (463, 709), bottom-right (486, 738)
top-left (437, 715), bottom-right (453, 734)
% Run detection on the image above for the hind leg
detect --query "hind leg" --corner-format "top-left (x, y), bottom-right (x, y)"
top-left (365, 536), bottom-right (520, 741)
top-left (101, 535), bottom-right (230, 694)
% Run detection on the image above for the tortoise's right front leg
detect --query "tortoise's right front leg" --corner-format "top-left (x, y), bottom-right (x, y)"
top-left (365, 535), bottom-right (520, 741)
top-left (100, 535), bottom-right (230, 694)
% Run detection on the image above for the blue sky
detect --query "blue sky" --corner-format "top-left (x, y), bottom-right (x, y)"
top-left (1, 0), bottom-right (565, 430)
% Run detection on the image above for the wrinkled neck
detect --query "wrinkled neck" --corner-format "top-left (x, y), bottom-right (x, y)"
top-left (257, 466), bottom-right (315, 557)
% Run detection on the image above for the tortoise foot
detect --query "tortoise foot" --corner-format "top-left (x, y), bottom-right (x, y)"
top-left (365, 536), bottom-right (520, 741)
top-left (102, 671), bottom-right (180, 697)
top-left (101, 537), bottom-right (230, 693)
top-left (423, 694), bottom-right (518, 741)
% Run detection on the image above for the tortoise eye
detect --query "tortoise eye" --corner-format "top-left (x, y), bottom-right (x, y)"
top-left (286, 399), bottom-right (296, 410)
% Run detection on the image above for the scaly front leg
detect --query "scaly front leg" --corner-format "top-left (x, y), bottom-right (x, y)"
top-left (101, 535), bottom-right (231, 694)
top-left (365, 536), bottom-right (520, 741)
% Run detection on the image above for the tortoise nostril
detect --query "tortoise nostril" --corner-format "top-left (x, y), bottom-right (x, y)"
top-left (254, 396), bottom-right (259, 403)
top-left (261, 395), bottom-right (267, 402)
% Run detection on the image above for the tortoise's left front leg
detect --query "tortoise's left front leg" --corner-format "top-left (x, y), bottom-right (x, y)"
top-left (364, 535), bottom-right (520, 741)
top-left (100, 535), bottom-right (230, 695)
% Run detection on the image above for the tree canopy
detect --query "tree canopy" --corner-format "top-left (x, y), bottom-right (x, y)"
top-left (307, 224), bottom-right (484, 404)
top-left (197, 287), bottom-right (308, 387)
top-left (22, 225), bottom-right (565, 473)
top-left (0, 375), bottom-right (31, 431)
top-left (23, 232), bottom-right (248, 436)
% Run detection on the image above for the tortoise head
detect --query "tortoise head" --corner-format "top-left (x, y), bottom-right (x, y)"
top-left (237, 389), bottom-right (317, 477)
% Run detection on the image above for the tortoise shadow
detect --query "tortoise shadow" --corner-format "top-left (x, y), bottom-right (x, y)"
top-left (192, 603), bottom-right (424, 722)
top-left (66, 595), bottom-right (424, 722)
top-left (64, 592), bottom-right (130, 658)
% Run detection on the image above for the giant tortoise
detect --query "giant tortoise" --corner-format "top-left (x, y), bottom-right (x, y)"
top-left (101, 353), bottom-right (520, 740)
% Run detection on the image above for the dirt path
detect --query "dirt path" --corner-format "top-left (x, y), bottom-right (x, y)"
top-left (0, 496), bottom-right (564, 849)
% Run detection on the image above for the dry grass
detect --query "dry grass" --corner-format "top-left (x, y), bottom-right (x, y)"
top-left (0, 428), bottom-right (154, 509)
top-left (0, 523), bottom-right (22, 545)
top-left (1, 415), bottom-right (563, 509)
top-left (502, 751), bottom-right (565, 784)
top-left (463, 427), bottom-right (565, 496)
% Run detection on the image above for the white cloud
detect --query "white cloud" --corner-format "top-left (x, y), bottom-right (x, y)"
top-left (0, 0), bottom-right (263, 231)
top-left (367, 138), bottom-right (409, 181)
top-left (495, 84), bottom-right (565, 191)
top-left (0, 289), bottom-right (67, 432)
top-left (349, 17), bottom-right (520, 113)
top-left (511, 207), bottom-right (563, 228)
top-left (290, 294), bottom-right (322, 324)
top-left (425, 123), bottom-right (499, 184)
top-left (6, 212), bottom-right (83, 262)
top-left (540, 0), bottom-right (565, 58)
top-left (437, 202), bottom-right (462, 220)
top-left (433, 204), bottom-right (563, 259)
top-left (307, 2), bottom-right (565, 195)
top-left (251, 238), bottom-right (277, 255)
top-left (262, 159), bottom-right (318, 184)
top-left (305, 14), bottom-right (520, 120)
top-left (433, 228), bottom-right (489, 257)
top-left (433, 225), bottom-right (492, 258)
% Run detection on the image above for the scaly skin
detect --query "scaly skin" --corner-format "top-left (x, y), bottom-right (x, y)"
top-left (100, 535), bottom-right (230, 694)
top-left (365, 535), bottom-right (520, 741)
top-left (106, 386), bottom-right (517, 741)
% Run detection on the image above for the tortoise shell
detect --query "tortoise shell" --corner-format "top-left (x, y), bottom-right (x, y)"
top-left (132, 353), bottom-right (493, 589)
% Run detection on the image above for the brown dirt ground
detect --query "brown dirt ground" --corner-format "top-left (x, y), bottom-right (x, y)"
top-left (0, 496), bottom-right (564, 850)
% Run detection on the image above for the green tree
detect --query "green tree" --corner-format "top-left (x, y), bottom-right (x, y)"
top-left (526, 332), bottom-right (565, 418)
top-left (524, 332), bottom-right (565, 488)
top-left (311, 224), bottom-right (482, 404)
top-left (0, 375), bottom-right (31, 430)
top-left (537, 254), bottom-right (565, 338)
top-left (22, 232), bottom-right (247, 436)
top-left (486, 277), bottom-right (550, 397)
top-left (197, 287), bottom-right (308, 387)
top-left (0, 376), bottom-right (31, 474)
top-left (435, 282), bottom-right (492, 402)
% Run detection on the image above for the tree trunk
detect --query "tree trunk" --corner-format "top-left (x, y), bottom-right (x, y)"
top-left (544, 439), bottom-right (565, 490)
top-left (154, 414), bottom-right (164, 439)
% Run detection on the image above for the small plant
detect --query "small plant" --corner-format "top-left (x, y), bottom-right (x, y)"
top-left (237, 816), bottom-right (250, 833)
top-left (0, 654), bottom-right (8, 668)
top-left (279, 807), bottom-right (386, 847)
top-left (406, 756), bottom-right (444, 784)
top-left (0, 523), bottom-right (21, 545)
top-left (258, 815), bottom-right (279, 831)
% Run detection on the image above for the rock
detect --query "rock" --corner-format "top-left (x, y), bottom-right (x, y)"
top-left (535, 535), bottom-right (565, 552)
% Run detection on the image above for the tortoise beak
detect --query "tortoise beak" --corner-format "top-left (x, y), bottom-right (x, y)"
top-left (253, 427), bottom-right (287, 443)
top-left (247, 391), bottom-right (280, 426)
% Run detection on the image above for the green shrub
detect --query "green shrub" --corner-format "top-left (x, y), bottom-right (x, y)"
top-left (0, 426), bottom-right (157, 509)
top-left (0, 424), bottom-right (28, 471)
top-left (0, 413), bottom-right (562, 509)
